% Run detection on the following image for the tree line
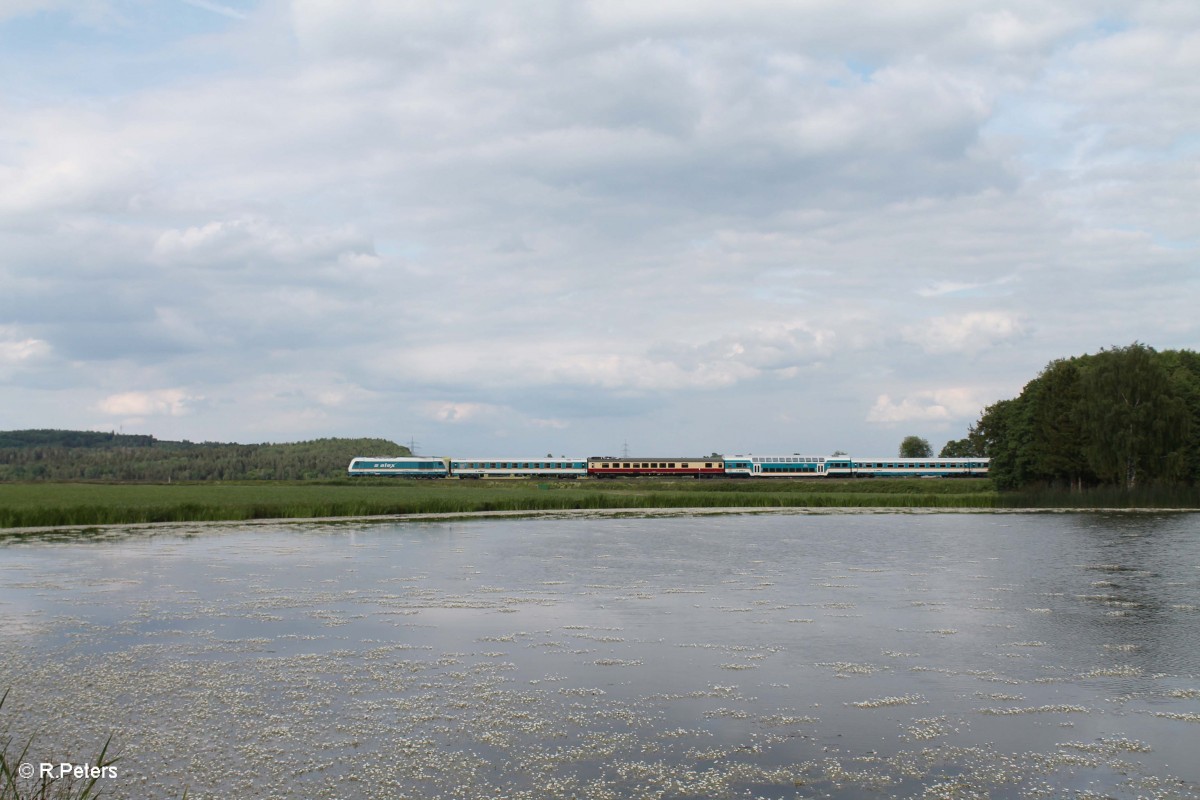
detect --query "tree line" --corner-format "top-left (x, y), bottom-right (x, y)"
top-left (0, 430), bottom-right (410, 482)
top-left (940, 344), bottom-right (1199, 490)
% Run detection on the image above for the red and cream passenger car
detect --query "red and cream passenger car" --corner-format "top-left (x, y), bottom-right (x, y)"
top-left (587, 456), bottom-right (725, 478)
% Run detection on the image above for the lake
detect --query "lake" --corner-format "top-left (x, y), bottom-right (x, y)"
top-left (2, 511), bottom-right (1199, 799)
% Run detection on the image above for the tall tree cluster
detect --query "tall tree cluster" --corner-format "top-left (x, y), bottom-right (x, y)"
top-left (967, 344), bottom-right (1199, 490)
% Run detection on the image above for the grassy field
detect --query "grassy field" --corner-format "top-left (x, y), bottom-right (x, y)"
top-left (0, 478), bottom-right (1000, 529)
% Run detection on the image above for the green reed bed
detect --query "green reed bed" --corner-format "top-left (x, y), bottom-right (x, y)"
top-left (0, 479), bottom-right (999, 529)
top-left (1001, 483), bottom-right (1200, 509)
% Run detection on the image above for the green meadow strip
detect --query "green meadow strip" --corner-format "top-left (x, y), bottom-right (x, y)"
top-left (0, 479), bottom-right (999, 529)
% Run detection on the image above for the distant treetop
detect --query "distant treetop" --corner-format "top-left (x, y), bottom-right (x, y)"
top-left (899, 435), bottom-right (933, 459)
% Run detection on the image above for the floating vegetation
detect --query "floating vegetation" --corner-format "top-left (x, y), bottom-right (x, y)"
top-left (817, 661), bottom-right (881, 677)
top-left (974, 692), bottom-right (1025, 702)
top-left (1059, 737), bottom-right (1153, 754)
top-left (903, 715), bottom-right (956, 741)
top-left (977, 705), bottom-right (1090, 715)
top-left (850, 693), bottom-right (926, 709)
top-left (1148, 711), bottom-right (1200, 723)
top-left (1079, 665), bottom-right (1143, 678)
top-left (757, 714), bottom-right (818, 727)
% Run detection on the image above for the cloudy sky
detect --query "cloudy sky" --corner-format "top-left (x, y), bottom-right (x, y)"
top-left (1, 1), bottom-right (1196, 458)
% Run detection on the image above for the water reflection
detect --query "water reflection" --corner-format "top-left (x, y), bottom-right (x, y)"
top-left (1, 512), bottom-right (1198, 799)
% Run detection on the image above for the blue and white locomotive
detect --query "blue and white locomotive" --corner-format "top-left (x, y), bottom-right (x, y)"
top-left (346, 456), bottom-right (449, 478)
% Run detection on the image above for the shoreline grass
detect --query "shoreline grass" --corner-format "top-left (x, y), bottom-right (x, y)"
top-left (0, 479), bottom-right (999, 529)
top-left (1001, 484), bottom-right (1200, 509)
top-left (3, 478), bottom-right (1196, 531)
top-left (1, 690), bottom-right (123, 800)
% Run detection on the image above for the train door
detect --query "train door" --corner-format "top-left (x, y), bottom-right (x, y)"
top-left (753, 463), bottom-right (761, 475)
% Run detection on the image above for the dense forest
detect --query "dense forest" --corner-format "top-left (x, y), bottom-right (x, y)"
top-left (0, 430), bottom-right (409, 482)
top-left (942, 344), bottom-right (1200, 490)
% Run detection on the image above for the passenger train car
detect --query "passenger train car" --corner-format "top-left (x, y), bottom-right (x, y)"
top-left (824, 456), bottom-right (988, 478)
top-left (450, 458), bottom-right (587, 479)
top-left (724, 455), bottom-right (988, 478)
top-left (349, 453), bottom-right (988, 479)
top-left (724, 455), bottom-right (826, 477)
top-left (586, 456), bottom-right (725, 478)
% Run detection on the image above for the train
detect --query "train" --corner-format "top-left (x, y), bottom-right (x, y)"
top-left (347, 454), bottom-right (989, 479)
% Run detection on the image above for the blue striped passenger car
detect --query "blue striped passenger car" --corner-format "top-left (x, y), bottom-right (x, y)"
top-left (450, 459), bottom-right (587, 479)
top-left (824, 457), bottom-right (988, 478)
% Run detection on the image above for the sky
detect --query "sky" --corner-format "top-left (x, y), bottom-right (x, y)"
top-left (1, 0), bottom-right (1197, 459)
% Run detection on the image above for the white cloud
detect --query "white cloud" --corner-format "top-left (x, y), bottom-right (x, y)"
top-left (0, 331), bottom-right (50, 366)
top-left (866, 388), bottom-right (989, 425)
top-left (902, 312), bottom-right (1026, 355)
top-left (422, 401), bottom-right (568, 435)
top-left (424, 402), bottom-right (503, 424)
top-left (182, 0), bottom-right (247, 20)
top-left (98, 389), bottom-right (195, 418)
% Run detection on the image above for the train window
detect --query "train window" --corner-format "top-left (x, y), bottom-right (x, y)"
top-left (705, 462), bottom-right (712, 468)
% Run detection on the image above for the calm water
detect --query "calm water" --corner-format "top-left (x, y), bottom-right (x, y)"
top-left (2, 512), bottom-right (1199, 799)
